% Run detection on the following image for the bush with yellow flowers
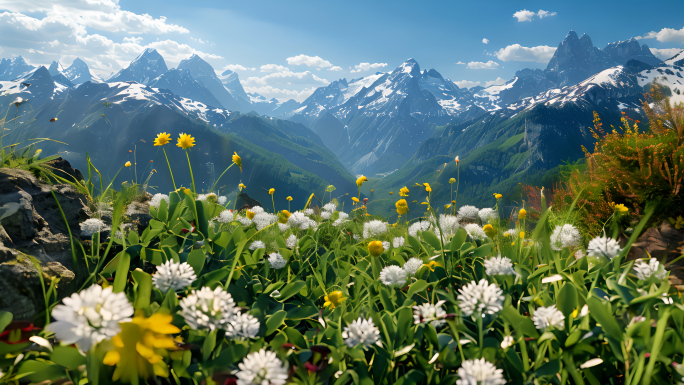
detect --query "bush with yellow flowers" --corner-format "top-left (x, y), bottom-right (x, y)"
top-left (2, 129), bottom-right (684, 385)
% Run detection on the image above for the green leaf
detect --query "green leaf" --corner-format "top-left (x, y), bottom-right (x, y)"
top-left (449, 228), bottom-right (467, 252)
top-left (187, 248), bottom-right (206, 275)
top-left (0, 311), bottom-right (13, 334)
top-left (112, 252), bottom-right (130, 293)
top-left (131, 269), bottom-right (152, 310)
top-left (586, 296), bottom-right (623, 342)
top-left (50, 346), bottom-right (87, 370)
top-left (534, 358), bottom-right (560, 379)
top-left (407, 280), bottom-right (429, 298)
top-left (557, 282), bottom-right (578, 318)
top-left (501, 306), bottom-right (539, 338)
top-left (202, 330), bottom-right (218, 362)
top-left (276, 280), bottom-right (306, 302)
top-left (286, 306), bottom-right (318, 320)
top-left (422, 230), bottom-right (442, 250)
top-left (16, 360), bottom-right (66, 383)
top-left (266, 310), bottom-right (287, 335)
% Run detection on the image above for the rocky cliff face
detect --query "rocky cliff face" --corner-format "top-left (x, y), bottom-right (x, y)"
top-left (0, 161), bottom-right (88, 320)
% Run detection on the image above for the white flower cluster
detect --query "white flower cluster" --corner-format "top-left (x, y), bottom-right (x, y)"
top-left (408, 221), bottom-right (431, 237)
top-left (503, 229), bottom-right (518, 238)
top-left (303, 208), bottom-right (314, 216)
top-left (457, 279), bottom-right (504, 317)
top-left (235, 349), bottom-right (289, 385)
top-left (633, 258), bottom-right (667, 281)
top-left (218, 195), bottom-right (228, 205)
top-left (225, 312), bottom-right (261, 339)
top-left (379, 265), bottom-right (407, 287)
top-left (457, 205), bottom-right (480, 221)
top-left (484, 256), bottom-right (517, 276)
top-left (149, 193), bottom-right (170, 209)
top-left (586, 236), bottom-right (622, 259)
top-left (413, 300), bottom-right (447, 327)
top-left (333, 212), bottom-right (349, 227)
top-left (550, 224), bottom-right (582, 250)
top-left (153, 261), bottom-right (197, 292)
top-left (322, 202), bottom-right (337, 212)
top-left (180, 286), bottom-right (237, 331)
top-left (253, 211), bottom-right (277, 231)
top-left (288, 211), bottom-right (317, 230)
top-left (402, 257), bottom-right (424, 276)
top-left (249, 240), bottom-right (266, 250)
top-left (478, 208), bottom-right (498, 223)
top-left (80, 218), bottom-right (108, 237)
top-left (363, 220), bottom-right (387, 239)
top-left (216, 210), bottom-right (234, 223)
top-left (237, 215), bottom-right (253, 227)
top-left (382, 241), bottom-right (391, 251)
top-left (464, 224), bottom-right (487, 241)
top-left (342, 316), bottom-right (380, 348)
top-left (286, 234), bottom-right (298, 249)
top-left (532, 305), bottom-right (565, 330)
top-left (456, 358), bottom-right (506, 385)
top-left (47, 285), bottom-right (134, 351)
top-left (268, 252), bottom-right (287, 269)
top-left (393, 237), bottom-right (406, 248)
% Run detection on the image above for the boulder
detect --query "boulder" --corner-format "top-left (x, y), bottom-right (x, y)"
top-left (0, 161), bottom-right (88, 320)
top-left (629, 221), bottom-right (684, 287)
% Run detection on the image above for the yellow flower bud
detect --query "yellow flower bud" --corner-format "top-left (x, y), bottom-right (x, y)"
top-left (368, 241), bottom-right (384, 257)
top-left (518, 208), bottom-right (527, 220)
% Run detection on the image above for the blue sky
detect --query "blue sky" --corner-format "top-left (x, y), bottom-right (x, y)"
top-left (2, 0), bottom-right (684, 101)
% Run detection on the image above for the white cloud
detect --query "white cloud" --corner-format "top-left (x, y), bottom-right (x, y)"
top-left (455, 61), bottom-right (466, 65)
top-left (649, 48), bottom-right (684, 60)
top-left (495, 44), bottom-right (556, 62)
top-left (454, 80), bottom-right (481, 89)
top-left (350, 62), bottom-right (388, 73)
top-left (485, 77), bottom-right (507, 87)
top-left (640, 27), bottom-right (684, 43)
top-left (482, 38), bottom-right (489, 44)
top-left (513, 9), bottom-right (536, 22)
top-left (537, 10), bottom-right (557, 19)
top-left (242, 70), bottom-right (329, 102)
top-left (513, 9), bottom-right (556, 22)
top-left (328, 65), bottom-right (343, 71)
top-left (466, 60), bottom-right (499, 69)
top-left (222, 64), bottom-right (256, 72)
top-left (286, 54), bottom-right (332, 68)
top-left (260, 64), bottom-right (289, 73)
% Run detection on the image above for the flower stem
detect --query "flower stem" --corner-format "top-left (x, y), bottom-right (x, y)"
top-left (185, 149), bottom-right (196, 194)
top-left (477, 314), bottom-right (484, 351)
top-left (162, 148), bottom-right (177, 191)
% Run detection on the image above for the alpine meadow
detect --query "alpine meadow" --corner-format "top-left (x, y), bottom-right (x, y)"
top-left (2, 1), bottom-right (684, 384)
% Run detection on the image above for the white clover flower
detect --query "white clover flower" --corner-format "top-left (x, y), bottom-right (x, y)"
top-left (478, 208), bottom-right (498, 223)
top-left (249, 240), bottom-right (265, 250)
top-left (503, 229), bottom-right (518, 238)
top-left (403, 258), bottom-right (424, 276)
top-left (634, 258), bottom-right (667, 281)
top-left (550, 224), bottom-right (582, 250)
top-left (321, 211), bottom-right (332, 220)
top-left (484, 256), bottom-right (518, 276)
top-left (253, 212), bottom-right (277, 231)
top-left (379, 265), bottom-right (407, 287)
top-left (393, 237), bottom-right (406, 248)
top-left (457, 279), bottom-right (504, 317)
top-left (218, 196), bottom-right (228, 205)
top-left (456, 358), bottom-right (506, 385)
top-left (434, 214), bottom-right (460, 240)
top-left (352, 234), bottom-right (360, 241)
top-left (225, 312), bottom-right (260, 339)
top-left (586, 236), bottom-right (622, 259)
top-left (342, 317), bottom-right (380, 348)
top-left (278, 223), bottom-right (289, 232)
top-left (216, 210), bottom-right (234, 223)
top-left (268, 252), bottom-right (287, 269)
top-left (285, 234), bottom-right (298, 249)
top-left (237, 216), bottom-right (253, 227)
top-left (251, 206), bottom-right (265, 214)
top-left (322, 202), bottom-right (337, 212)
top-left (501, 335), bottom-right (514, 349)
top-left (363, 220), bottom-right (387, 239)
top-left (152, 261), bottom-right (197, 292)
top-left (46, 285), bottom-right (133, 352)
top-left (382, 241), bottom-right (391, 251)
top-left (457, 205), bottom-right (480, 221)
top-left (288, 211), bottom-right (317, 230)
top-left (80, 218), bottom-right (108, 237)
top-left (149, 193), bottom-right (170, 209)
top-left (532, 305), bottom-right (565, 330)
top-left (303, 208), bottom-right (314, 216)
top-left (180, 286), bottom-right (238, 331)
top-left (413, 300), bottom-right (447, 327)
top-left (196, 194), bottom-right (208, 201)
top-left (333, 212), bottom-right (349, 226)
top-left (235, 349), bottom-right (289, 385)
top-left (408, 221), bottom-right (431, 237)
top-left (464, 224), bottom-right (488, 241)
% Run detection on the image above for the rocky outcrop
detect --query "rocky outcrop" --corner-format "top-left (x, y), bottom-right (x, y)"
top-left (629, 221), bottom-right (684, 288)
top-left (0, 162), bottom-right (88, 320)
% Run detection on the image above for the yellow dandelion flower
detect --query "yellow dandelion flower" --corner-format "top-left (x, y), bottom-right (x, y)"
top-left (153, 132), bottom-right (171, 146)
top-left (352, 197), bottom-right (359, 203)
top-left (399, 186), bottom-right (409, 196)
top-left (483, 224), bottom-right (496, 238)
top-left (519, 231), bottom-right (525, 239)
top-left (356, 175), bottom-right (368, 187)
top-left (176, 133), bottom-right (195, 149)
top-left (286, 196), bottom-right (293, 201)
top-left (239, 183), bottom-right (246, 190)
top-left (423, 183), bottom-right (431, 192)
top-left (323, 291), bottom-right (346, 309)
top-left (395, 199), bottom-right (408, 215)
top-left (614, 203), bottom-right (628, 213)
top-left (518, 208), bottom-right (527, 220)
top-left (246, 210), bottom-right (255, 220)
top-left (449, 178), bottom-right (456, 184)
top-left (232, 152), bottom-right (242, 171)
top-left (368, 240), bottom-right (384, 257)
top-left (268, 188), bottom-right (275, 195)
top-left (494, 193), bottom-right (502, 199)
top-left (125, 161), bottom-right (131, 167)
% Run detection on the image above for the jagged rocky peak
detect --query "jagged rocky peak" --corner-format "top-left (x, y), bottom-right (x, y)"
top-left (64, 58), bottom-right (99, 85)
top-left (108, 48), bottom-right (168, 84)
top-left (48, 61), bottom-right (62, 76)
top-left (0, 56), bottom-right (36, 81)
top-left (545, 30), bottom-right (615, 86)
top-left (396, 58), bottom-right (421, 76)
top-left (603, 37), bottom-right (662, 66)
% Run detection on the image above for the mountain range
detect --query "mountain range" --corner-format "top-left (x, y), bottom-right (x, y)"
top-left (0, 30), bottom-right (681, 213)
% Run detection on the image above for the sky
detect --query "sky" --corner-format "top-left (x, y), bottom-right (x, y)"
top-left (2, 0), bottom-right (684, 102)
